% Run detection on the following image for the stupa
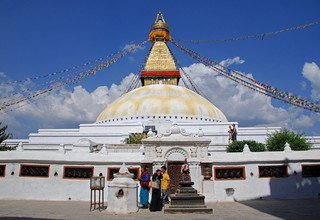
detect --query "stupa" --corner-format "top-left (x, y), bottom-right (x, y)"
top-left (96, 11), bottom-right (228, 125)
top-left (0, 12), bottom-right (319, 204)
top-left (107, 163), bottom-right (138, 214)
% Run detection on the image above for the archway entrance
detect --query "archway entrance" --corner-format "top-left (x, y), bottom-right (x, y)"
top-left (164, 147), bottom-right (188, 195)
top-left (167, 161), bottom-right (184, 194)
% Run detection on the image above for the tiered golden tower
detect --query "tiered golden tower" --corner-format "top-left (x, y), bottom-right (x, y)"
top-left (140, 12), bottom-right (181, 86)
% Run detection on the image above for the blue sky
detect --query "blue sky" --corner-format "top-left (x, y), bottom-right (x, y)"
top-left (0, 0), bottom-right (320, 138)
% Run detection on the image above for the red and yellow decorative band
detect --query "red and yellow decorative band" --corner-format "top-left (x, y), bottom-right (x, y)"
top-left (140, 71), bottom-right (180, 77)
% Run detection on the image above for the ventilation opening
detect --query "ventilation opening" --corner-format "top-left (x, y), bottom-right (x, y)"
top-left (116, 189), bottom-right (124, 198)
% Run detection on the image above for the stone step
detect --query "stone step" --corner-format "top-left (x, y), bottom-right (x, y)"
top-left (171, 199), bottom-right (205, 206)
top-left (164, 207), bottom-right (213, 214)
top-left (171, 195), bottom-right (205, 199)
top-left (178, 189), bottom-right (198, 194)
top-left (168, 205), bottom-right (207, 209)
top-left (177, 187), bottom-right (195, 191)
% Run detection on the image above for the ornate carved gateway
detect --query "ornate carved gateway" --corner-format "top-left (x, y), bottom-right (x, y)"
top-left (142, 124), bottom-right (211, 193)
top-left (142, 124), bottom-right (211, 162)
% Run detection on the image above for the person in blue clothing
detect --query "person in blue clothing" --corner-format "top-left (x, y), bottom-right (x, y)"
top-left (138, 166), bottom-right (150, 209)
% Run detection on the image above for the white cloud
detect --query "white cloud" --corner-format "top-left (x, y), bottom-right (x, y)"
top-left (123, 43), bottom-right (145, 53)
top-left (180, 61), bottom-right (319, 133)
top-left (300, 81), bottom-right (307, 91)
top-left (0, 72), bottom-right (6, 78)
top-left (182, 62), bottom-right (288, 124)
top-left (0, 74), bottom-right (136, 138)
top-left (1, 58), bottom-right (319, 138)
top-left (302, 62), bottom-right (320, 100)
top-left (219, 56), bottom-right (245, 67)
top-left (292, 114), bottom-right (315, 129)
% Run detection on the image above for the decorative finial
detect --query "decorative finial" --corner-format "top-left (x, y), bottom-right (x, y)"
top-left (113, 163), bottom-right (134, 179)
top-left (149, 12), bottom-right (171, 42)
top-left (284, 142), bottom-right (292, 152)
top-left (198, 128), bottom-right (204, 137)
top-left (58, 144), bottom-right (65, 154)
top-left (100, 144), bottom-right (107, 154)
top-left (17, 142), bottom-right (24, 151)
top-left (243, 144), bottom-right (251, 153)
top-left (147, 128), bottom-right (154, 137)
top-left (118, 163), bottom-right (129, 174)
top-left (155, 11), bottom-right (165, 23)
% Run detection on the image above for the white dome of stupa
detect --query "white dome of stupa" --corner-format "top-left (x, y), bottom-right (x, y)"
top-left (96, 84), bottom-right (227, 124)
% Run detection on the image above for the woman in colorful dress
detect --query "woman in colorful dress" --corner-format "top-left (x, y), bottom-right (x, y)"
top-left (231, 124), bottom-right (237, 142)
top-left (149, 169), bottom-right (163, 212)
top-left (138, 166), bottom-right (150, 209)
top-left (228, 125), bottom-right (233, 144)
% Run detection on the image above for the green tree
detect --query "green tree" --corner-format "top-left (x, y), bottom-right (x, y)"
top-left (0, 122), bottom-right (14, 151)
top-left (227, 140), bottom-right (266, 152)
top-left (266, 129), bottom-right (310, 151)
top-left (0, 122), bottom-right (9, 145)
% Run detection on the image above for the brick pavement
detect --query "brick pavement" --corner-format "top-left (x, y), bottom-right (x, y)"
top-left (0, 199), bottom-right (319, 220)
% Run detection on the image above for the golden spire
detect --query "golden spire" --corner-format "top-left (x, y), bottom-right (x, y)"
top-left (149, 11), bottom-right (171, 42)
top-left (141, 12), bottom-right (180, 86)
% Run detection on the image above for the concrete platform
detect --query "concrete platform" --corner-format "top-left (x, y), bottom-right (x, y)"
top-left (0, 199), bottom-right (319, 220)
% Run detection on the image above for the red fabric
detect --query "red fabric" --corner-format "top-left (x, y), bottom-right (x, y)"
top-left (140, 181), bottom-right (149, 188)
top-left (140, 171), bottom-right (151, 191)
top-left (140, 71), bottom-right (180, 77)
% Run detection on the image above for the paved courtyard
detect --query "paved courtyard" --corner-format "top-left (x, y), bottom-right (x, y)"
top-left (0, 199), bottom-right (319, 220)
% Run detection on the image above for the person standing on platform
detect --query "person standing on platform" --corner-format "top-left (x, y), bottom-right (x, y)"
top-left (149, 169), bottom-right (163, 212)
top-left (161, 165), bottom-right (170, 204)
top-left (138, 166), bottom-right (150, 209)
top-left (231, 124), bottom-right (237, 142)
top-left (228, 125), bottom-right (233, 144)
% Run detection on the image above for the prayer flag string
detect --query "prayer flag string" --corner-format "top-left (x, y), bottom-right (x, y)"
top-left (174, 20), bottom-right (320, 43)
top-left (171, 40), bottom-right (320, 113)
top-left (167, 45), bottom-right (208, 99)
top-left (0, 41), bottom-right (147, 112)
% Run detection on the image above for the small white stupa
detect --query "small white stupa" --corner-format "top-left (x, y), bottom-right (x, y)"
top-left (106, 163), bottom-right (139, 214)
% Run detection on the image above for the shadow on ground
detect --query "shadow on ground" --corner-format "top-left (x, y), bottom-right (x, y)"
top-left (238, 168), bottom-right (320, 220)
top-left (0, 218), bottom-right (56, 220)
top-left (240, 199), bottom-right (320, 220)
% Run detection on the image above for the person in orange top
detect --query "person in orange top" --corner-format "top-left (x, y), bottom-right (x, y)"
top-left (161, 165), bottom-right (170, 204)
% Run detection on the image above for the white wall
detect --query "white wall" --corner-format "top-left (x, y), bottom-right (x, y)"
top-left (4, 121), bottom-right (320, 151)
top-left (1, 149), bottom-right (319, 202)
top-left (0, 163), bottom-right (141, 201)
top-left (202, 150), bottom-right (320, 201)
top-left (206, 163), bottom-right (320, 201)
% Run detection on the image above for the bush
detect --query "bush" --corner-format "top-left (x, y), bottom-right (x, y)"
top-left (227, 140), bottom-right (266, 152)
top-left (266, 129), bottom-right (310, 151)
top-left (126, 133), bottom-right (146, 144)
top-left (0, 145), bottom-right (17, 151)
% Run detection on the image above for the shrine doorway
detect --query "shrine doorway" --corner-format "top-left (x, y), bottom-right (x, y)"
top-left (167, 161), bottom-right (184, 194)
